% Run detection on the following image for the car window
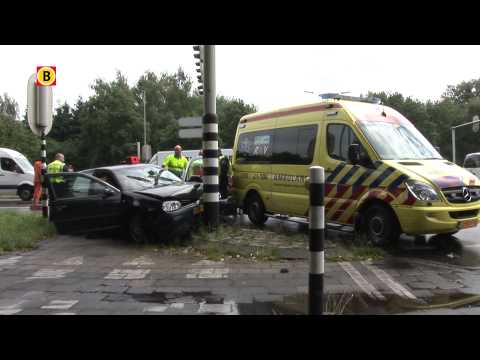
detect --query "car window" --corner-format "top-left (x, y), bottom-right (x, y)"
top-left (327, 124), bottom-right (360, 162)
top-left (93, 170), bottom-right (120, 189)
top-left (236, 130), bottom-right (273, 163)
top-left (272, 125), bottom-right (317, 164)
top-left (114, 165), bottom-right (181, 190)
top-left (1, 157), bottom-right (18, 172)
top-left (50, 174), bottom-right (108, 200)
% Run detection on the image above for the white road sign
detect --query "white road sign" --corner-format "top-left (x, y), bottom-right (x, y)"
top-left (27, 73), bottom-right (53, 136)
top-left (179, 128), bottom-right (203, 139)
top-left (178, 117), bottom-right (202, 128)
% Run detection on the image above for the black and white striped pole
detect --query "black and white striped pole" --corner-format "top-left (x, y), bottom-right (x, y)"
top-left (40, 131), bottom-right (48, 218)
top-left (201, 45), bottom-right (219, 229)
top-left (309, 166), bottom-right (325, 315)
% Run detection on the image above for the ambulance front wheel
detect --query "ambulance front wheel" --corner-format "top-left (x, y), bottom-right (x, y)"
top-left (364, 204), bottom-right (400, 246)
top-left (245, 193), bottom-right (268, 226)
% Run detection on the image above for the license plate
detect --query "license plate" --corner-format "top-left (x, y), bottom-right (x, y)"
top-left (459, 219), bottom-right (478, 229)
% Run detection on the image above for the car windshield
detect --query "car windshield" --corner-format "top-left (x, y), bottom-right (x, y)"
top-left (15, 157), bottom-right (33, 172)
top-left (115, 166), bottom-right (182, 190)
top-left (358, 121), bottom-right (442, 160)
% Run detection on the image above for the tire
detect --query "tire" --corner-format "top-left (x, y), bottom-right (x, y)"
top-left (18, 185), bottom-right (33, 201)
top-left (245, 193), bottom-right (268, 226)
top-left (363, 204), bottom-right (400, 246)
top-left (128, 213), bottom-right (150, 244)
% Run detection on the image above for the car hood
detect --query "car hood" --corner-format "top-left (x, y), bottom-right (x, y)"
top-left (385, 159), bottom-right (480, 190)
top-left (133, 182), bottom-right (202, 201)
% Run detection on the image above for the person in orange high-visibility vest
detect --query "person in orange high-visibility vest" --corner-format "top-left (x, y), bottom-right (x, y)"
top-left (32, 159), bottom-right (42, 210)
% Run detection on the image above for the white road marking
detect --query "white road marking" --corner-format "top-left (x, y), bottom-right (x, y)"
top-left (27, 268), bottom-right (75, 280)
top-left (54, 257), bottom-right (83, 266)
top-left (186, 268), bottom-right (229, 279)
top-left (144, 305), bottom-right (168, 313)
top-left (339, 262), bottom-right (385, 301)
top-left (0, 256), bottom-right (22, 266)
top-left (0, 309), bottom-right (22, 315)
top-left (361, 262), bottom-right (417, 299)
top-left (53, 312), bottom-right (76, 315)
top-left (187, 260), bottom-right (229, 279)
top-left (105, 269), bottom-right (150, 280)
top-left (41, 300), bottom-right (79, 310)
top-left (0, 300), bottom-right (25, 315)
top-left (198, 302), bottom-right (238, 315)
top-left (169, 303), bottom-right (185, 309)
top-left (122, 256), bottom-right (154, 266)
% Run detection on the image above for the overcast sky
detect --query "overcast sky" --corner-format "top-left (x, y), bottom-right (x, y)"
top-left (1, 45), bottom-right (480, 116)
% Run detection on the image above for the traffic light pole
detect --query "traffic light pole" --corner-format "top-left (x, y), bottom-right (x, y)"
top-left (40, 130), bottom-right (48, 218)
top-left (202, 45), bottom-right (219, 229)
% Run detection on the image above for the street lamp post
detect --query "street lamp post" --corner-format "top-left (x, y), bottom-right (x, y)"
top-left (143, 90), bottom-right (146, 147)
top-left (451, 115), bottom-right (480, 164)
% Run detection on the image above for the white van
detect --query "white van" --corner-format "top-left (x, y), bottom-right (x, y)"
top-left (0, 148), bottom-right (35, 201)
top-left (464, 153), bottom-right (480, 178)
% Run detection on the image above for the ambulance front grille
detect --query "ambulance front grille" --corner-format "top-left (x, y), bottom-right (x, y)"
top-left (442, 186), bottom-right (480, 204)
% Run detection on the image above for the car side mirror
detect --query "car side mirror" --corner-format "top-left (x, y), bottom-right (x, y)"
top-left (348, 144), bottom-right (362, 165)
top-left (103, 187), bottom-right (115, 198)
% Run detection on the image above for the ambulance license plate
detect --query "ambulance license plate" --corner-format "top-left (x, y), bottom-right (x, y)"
top-left (459, 219), bottom-right (478, 229)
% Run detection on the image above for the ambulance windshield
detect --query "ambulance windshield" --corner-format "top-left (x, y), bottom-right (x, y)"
top-left (358, 122), bottom-right (442, 160)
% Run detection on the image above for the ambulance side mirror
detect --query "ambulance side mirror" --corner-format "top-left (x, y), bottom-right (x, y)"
top-left (348, 144), bottom-right (361, 165)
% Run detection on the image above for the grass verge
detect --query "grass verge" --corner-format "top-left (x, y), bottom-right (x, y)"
top-left (0, 212), bottom-right (56, 254)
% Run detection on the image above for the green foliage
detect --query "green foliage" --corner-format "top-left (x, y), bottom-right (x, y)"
top-left (0, 212), bottom-right (56, 253)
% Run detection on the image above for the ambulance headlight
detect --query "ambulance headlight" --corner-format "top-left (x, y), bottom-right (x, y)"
top-left (162, 200), bottom-right (181, 212)
top-left (405, 180), bottom-right (440, 202)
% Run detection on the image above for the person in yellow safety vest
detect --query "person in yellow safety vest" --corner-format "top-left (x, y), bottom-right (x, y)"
top-left (47, 153), bottom-right (69, 197)
top-left (162, 145), bottom-right (188, 178)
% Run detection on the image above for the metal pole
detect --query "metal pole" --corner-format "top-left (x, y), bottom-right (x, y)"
top-left (143, 90), bottom-right (146, 147)
top-left (40, 131), bottom-right (48, 218)
top-left (452, 127), bottom-right (456, 164)
top-left (202, 45), bottom-right (219, 229)
top-left (309, 166), bottom-right (325, 315)
top-left (137, 141), bottom-right (141, 160)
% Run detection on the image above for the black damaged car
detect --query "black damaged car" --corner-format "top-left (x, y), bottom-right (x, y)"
top-left (45, 164), bottom-right (203, 243)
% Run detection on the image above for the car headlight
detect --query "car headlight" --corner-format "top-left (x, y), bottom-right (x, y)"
top-left (162, 200), bottom-right (181, 212)
top-left (405, 180), bottom-right (440, 202)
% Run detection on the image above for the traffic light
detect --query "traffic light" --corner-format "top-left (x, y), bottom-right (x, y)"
top-left (193, 45), bottom-right (204, 95)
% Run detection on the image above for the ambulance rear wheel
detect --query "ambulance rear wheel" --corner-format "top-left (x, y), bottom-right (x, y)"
top-left (364, 204), bottom-right (400, 246)
top-left (246, 193), bottom-right (268, 226)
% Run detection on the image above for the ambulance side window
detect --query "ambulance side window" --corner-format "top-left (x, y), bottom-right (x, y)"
top-left (272, 125), bottom-right (317, 164)
top-left (236, 130), bottom-right (273, 163)
top-left (327, 124), bottom-right (360, 162)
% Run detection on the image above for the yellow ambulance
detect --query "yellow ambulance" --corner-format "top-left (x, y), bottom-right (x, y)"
top-left (231, 98), bottom-right (480, 245)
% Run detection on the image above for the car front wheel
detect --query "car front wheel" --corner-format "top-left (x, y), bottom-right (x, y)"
top-left (128, 213), bottom-right (150, 244)
top-left (18, 185), bottom-right (33, 201)
top-left (364, 204), bottom-right (400, 246)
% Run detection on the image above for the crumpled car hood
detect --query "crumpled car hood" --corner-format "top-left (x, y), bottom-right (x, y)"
top-left (133, 182), bottom-right (202, 201)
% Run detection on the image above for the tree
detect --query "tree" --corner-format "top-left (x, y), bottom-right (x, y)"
top-left (217, 96), bottom-right (256, 148)
top-left (443, 79), bottom-right (480, 104)
top-left (0, 93), bottom-right (19, 119)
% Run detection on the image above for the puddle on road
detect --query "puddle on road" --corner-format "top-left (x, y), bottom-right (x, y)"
top-left (103, 291), bottom-right (225, 305)
top-left (391, 234), bottom-right (480, 267)
top-left (268, 292), bottom-right (480, 315)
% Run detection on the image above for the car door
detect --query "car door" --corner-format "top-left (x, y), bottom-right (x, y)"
top-left (323, 122), bottom-right (371, 225)
top-left (46, 172), bottom-right (123, 234)
top-left (0, 157), bottom-right (21, 196)
top-left (271, 125), bottom-right (318, 216)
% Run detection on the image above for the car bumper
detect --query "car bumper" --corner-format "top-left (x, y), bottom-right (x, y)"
top-left (152, 202), bottom-right (201, 238)
top-left (393, 202), bottom-right (480, 235)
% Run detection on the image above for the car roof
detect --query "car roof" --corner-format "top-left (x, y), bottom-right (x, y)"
top-left (83, 164), bottom-right (161, 172)
top-left (0, 147), bottom-right (27, 158)
top-left (466, 153), bottom-right (480, 158)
